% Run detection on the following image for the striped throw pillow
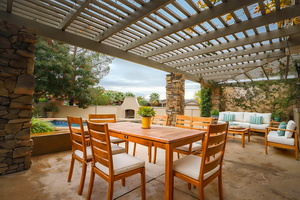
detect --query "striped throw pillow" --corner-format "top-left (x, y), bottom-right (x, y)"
top-left (228, 114), bottom-right (234, 122)
top-left (250, 116), bottom-right (256, 124)
top-left (255, 116), bottom-right (262, 125)
top-left (223, 114), bottom-right (228, 122)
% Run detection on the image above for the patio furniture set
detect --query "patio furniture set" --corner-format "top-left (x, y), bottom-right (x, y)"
top-left (66, 113), bottom-right (298, 200)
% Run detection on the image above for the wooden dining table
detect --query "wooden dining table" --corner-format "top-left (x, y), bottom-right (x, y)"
top-left (105, 122), bottom-right (206, 200)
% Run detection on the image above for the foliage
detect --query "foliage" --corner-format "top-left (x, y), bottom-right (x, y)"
top-left (125, 92), bottom-right (135, 97)
top-left (31, 117), bottom-right (55, 134)
top-left (193, 90), bottom-right (201, 104)
top-left (34, 37), bottom-right (113, 109)
top-left (200, 86), bottom-right (212, 117)
top-left (115, 92), bottom-right (125, 101)
top-left (43, 102), bottom-right (59, 113)
top-left (103, 91), bottom-right (125, 103)
top-left (211, 109), bottom-right (219, 116)
top-left (90, 86), bottom-right (110, 106)
top-left (272, 110), bottom-right (285, 119)
top-left (223, 79), bottom-right (300, 121)
top-left (149, 93), bottom-right (159, 106)
top-left (186, 0), bottom-right (299, 33)
top-left (137, 96), bottom-right (148, 106)
top-left (137, 106), bottom-right (156, 117)
top-left (33, 105), bottom-right (41, 117)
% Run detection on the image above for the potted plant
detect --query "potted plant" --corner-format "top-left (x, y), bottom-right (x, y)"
top-left (137, 106), bottom-right (156, 129)
top-left (211, 109), bottom-right (219, 118)
top-left (44, 102), bottom-right (59, 118)
top-left (272, 110), bottom-right (285, 122)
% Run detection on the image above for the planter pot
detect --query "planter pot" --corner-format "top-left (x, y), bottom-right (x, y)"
top-left (274, 117), bottom-right (281, 122)
top-left (212, 115), bottom-right (219, 118)
top-left (45, 112), bottom-right (53, 118)
top-left (142, 117), bottom-right (151, 129)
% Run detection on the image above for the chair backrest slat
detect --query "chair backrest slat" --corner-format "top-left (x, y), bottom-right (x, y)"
top-left (190, 117), bottom-right (212, 130)
top-left (199, 122), bottom-right (229, 180)
top-left (87, 122), bottom-right (113, 175)
top-left (152, 115), bottom-right (169, 126)
top-left (67, 116), bottom-right (87, 160)
top-left (176, 115), bottom-right (191, 129)
top-left (88, 114), bottom-right (116, 123)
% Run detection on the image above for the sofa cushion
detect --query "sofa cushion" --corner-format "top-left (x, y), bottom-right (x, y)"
top-left (285, 120), bottom-right (296, 138)
top-left (277, 122), bottom-right (286, 136)
top-left (219, 111), bottom-right (230, 121)
top-left (238, 123), bottom-right (250, 128)
top-left (267, 131), bottom-right (295, 146)
top-left (95, 153), bottom-right (145, 176)
top-left (256, 113), bottom-right (271, 124)
top-left (230, 112), bottom-right (244, 122)
top-left (250, 124), bottom-right (269, 130)
top-left (243, 112), bottom-right (256, 123)
top-left (173, 154), bottom-right (220, 181)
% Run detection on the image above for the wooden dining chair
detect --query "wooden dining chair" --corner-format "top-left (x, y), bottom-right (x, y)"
top-left (190, 117), bottom-right (213, 152)
top-left (86, 122), bottom-right (146, 200)
top-left (173, 115), bottom-right (203, 159)
top-left (150, 115), bottom-right (169, 164)
top-left (173, 122), bottom-right (229, 200)
top-left (133, 115), bottom-right (169, 163)
top-left (67, 116), bottom-right (92, 195)
top-left (88, 114), bottom-right (128, 153)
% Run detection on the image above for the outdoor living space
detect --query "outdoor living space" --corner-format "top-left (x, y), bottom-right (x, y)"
top-left (1, 134), bottom-right (300, 200)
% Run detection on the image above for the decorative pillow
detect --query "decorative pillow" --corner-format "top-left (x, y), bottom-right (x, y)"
top-left (277, 122), bottom-right (286, 136)
top-left (223, 114), bottom-right (228, 122)
top-left (256, 113), bottom-right (272, 124)
top-left (285, 120), bottom-right (296, 138)
top-left (230, 112), bottom-right (243, 122)
top-left (243, 112), bottom-right (256, 123)
top-left (228, 114), bottom-right (234, 122)
top-left (219, 112), bottom-right (230, 121)
top-left (250, 116), bottom-right (262, 124)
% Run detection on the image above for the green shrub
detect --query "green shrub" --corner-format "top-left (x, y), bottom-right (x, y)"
top-left (31, 117), bottom-right (55, 134)
top-left (200, 86), bottom-right (212, 117)
top-left (211, 109), bottom-right (219, 116)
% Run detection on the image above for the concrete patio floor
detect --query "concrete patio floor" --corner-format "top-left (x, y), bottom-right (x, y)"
top-left (0, 132), bottom-right (300, 200)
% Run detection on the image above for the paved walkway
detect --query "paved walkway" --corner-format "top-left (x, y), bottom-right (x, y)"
top-left (1, 132), bottom-right (300, 200)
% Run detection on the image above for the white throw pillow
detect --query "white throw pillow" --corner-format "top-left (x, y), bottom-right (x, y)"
top-left (256, 113), bottom-right (271, 124)
top-left (219, 112), bottom-right (230, 121)
top-left (230, 112), bottom-right (244, 122)
top-left (243, 112), bottom-right (256, 123)
top-left (285, 120), bottom-right (296, 138)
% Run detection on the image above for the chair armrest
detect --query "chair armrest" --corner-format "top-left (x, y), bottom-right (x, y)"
top-left (265, 127), bottom-right (297, 132)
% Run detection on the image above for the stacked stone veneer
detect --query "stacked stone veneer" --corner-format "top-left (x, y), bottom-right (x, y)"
top-left (0, 21), bottom-right (36, 175)
top-left (166, 73), bottom-right (185, 126)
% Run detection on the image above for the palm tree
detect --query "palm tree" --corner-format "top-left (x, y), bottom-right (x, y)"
top-left (149, 93), bottom-right (159, 106)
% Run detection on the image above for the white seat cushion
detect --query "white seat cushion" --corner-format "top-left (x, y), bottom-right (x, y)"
top-left (175, 143), bottom-right (202, 152)
top-left (267, 131), bottom-right (295, 146)
top-left (173, 155), bottom-right (220, 181)
top-left (285, 120), bottom-right (296, 138)
top-left (256, 113), bottom-right (271, 124)
top-left (110, 136), bottom-right (125, 143)
top-left (243, 112), bottom-right (256, 123)
top-left (238, 123), bottom-right (250, 128)
top-left (95, 153), bottom-right (145, 176)
top-left (250, 124), bottom-right (269, 130)
top-left (230, 112), bottom-right (244, 122)
top-left (75, 143), bottom-right (125, 160)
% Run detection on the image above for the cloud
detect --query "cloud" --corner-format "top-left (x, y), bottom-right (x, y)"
top-left (99, 58), bottom-right (200, 100)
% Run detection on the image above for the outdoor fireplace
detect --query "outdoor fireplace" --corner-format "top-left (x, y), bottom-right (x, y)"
top-left (125, 109), bottom-right (135, 118)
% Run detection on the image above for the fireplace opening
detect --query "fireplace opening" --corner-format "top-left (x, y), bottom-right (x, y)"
top-left (125, 109), bottom-right (135, 118)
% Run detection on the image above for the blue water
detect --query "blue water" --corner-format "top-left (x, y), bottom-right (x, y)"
top-left (50, 120), bottom-right (87, 127)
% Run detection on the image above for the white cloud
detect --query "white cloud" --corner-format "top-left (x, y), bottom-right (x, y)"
top-left (100, 58), bottom-right (200, 100)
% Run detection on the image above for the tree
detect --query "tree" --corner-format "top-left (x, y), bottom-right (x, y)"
top-left (194, 90), bottom-right (201, 104)
top-left (137, 96), bottom-right (148, 106)
top-left (200, 87), bottom-right (212, 117)
top-left (103, 90), bottom-right (116, 102)
top-left (115, 92), bottom-right (125, 101)
top-left (34, 37), bottom-right (113, 108)
top-left (149, 93), bottom-right (160, 106)
top-left (90, 86), bottom-right (110, 106)
top-left (125, 92), bottom-right (135, 97)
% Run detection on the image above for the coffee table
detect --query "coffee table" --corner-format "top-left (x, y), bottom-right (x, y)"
top-left (227, 127), bottom-right (250, 147)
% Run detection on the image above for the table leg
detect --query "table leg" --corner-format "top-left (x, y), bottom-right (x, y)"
top-left (248, 129), bottom-right (250, 142)
top-left (242, 132), bottom-right (245, 148)
top-left (165, 143), bottom-right (174, 200)
top-left (125, 141), bottom-right (129, 154)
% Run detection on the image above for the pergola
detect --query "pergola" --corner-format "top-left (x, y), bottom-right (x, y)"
top-left (1, 0), bottom-right (300, 83)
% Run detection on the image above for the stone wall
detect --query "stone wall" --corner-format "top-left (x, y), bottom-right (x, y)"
top-left (166, 73), bottom-right (185, 126)
top-left (0, 21), bottom-right (36, 175)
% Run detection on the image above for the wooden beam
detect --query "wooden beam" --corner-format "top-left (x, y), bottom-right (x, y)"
top-left (261, 66), bottom-right (269, 80)
top-left (121, 0), bottom-right (258, 50)
top-left (244, 72), bottom-right (253, 81)
top-left (0, 11), bottom-right (201, 82)
top-left (258, 0), bottom-right (266, 15)
top-left (6, 0), bottom-right (13, 13)
top-left (95, 0), bottom-right (172, 42)
top-left (159, 25), bottom-right (300, 63)
top-left (140, 4), bottom-right (300, 58)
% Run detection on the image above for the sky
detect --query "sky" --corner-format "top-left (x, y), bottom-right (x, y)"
top-left (100, 58), bottom-right (200, 100)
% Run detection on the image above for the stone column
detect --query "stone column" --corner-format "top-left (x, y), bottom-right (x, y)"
top-left (166, 73), bottom-right (185, 126)
top-left (0, 20), bottom-right (36, 175)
